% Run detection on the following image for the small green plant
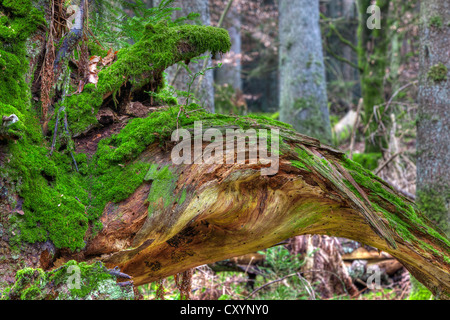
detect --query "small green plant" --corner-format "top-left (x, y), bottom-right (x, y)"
top-left (429, 16), bottom-right (443, 28)
top-left (247, 246), bottom-right (315, 300)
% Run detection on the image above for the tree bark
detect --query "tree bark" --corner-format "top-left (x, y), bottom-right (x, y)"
top-left (279, 0), bottom-right (332, 144)
top-left (417, 0), bottom-right (450, 237)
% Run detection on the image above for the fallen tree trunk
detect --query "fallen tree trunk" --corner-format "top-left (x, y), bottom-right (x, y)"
top-left (0, 1), bottom-right (449, 300)
top-left (74, 123), bottom-right (449, 297)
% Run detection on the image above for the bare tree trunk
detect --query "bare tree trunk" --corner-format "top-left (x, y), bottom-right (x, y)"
top-left (279, 0), bottom-right (332, 144)
top-left (214, 4), bottom-right (242, 91)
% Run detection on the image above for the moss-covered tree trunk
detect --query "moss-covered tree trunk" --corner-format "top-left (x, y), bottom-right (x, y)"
top-left (417, 0), bottom-right (450, 238)
top-left (0, 0), bottom-right (449, 300)
top-left (279, 0), bottom-right (332, 144)
top-left (409, 1), bottom-right (450, 300)
top-left (357, 0), bottom-right (391, 153)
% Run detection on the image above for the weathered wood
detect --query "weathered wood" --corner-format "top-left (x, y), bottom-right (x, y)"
top-left (67, 128), bottom-right (449, 298)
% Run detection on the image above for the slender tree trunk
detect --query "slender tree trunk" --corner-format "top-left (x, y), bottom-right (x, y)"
top-left (279, 0), bottom-right (332, 144)
top-left (357, 0), bottom-right (391, 153)
top-left (409, 1), bottom-right (450, 299)
top-left (417, 0), bottom-right (450, 238)
top-left (214, 4), bottom-right (242, 92)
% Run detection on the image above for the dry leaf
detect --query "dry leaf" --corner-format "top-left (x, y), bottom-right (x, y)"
top-left (102, 48), bottom-right (118, 67)
top-left (87, 55), bottom-right (101, 85)
top-left (85, 49), bottom-right (117, 88)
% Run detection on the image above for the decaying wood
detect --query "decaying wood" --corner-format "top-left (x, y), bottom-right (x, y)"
top-left (342, 247), bottom-right (393, 262)
top-left (56, 130), bottom-right (449, 298)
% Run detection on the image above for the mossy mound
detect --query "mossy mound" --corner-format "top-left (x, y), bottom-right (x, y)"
top-left (0, 260), bottom-right (134, 300)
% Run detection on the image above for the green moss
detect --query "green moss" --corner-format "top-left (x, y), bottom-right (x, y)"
top-left (4, 139), bottom-right (90, 250)
top-left (427, 62), bottom-right (448, 82)
top-left (146, 165), bottom-right (178, 216)
top-left (1, 260), bottom-right (134, 300)
top-left (429, 16), bottom-right (443, 28)
top-left (245, 114), bottom-right (293, 130)
top-left (291, 160), bottom-right (311, 172)
top-left (342, 157), bottom-right (450, 249)
top-left (408, 276), bottom-right (433, 300)
top-left (87, 41), bottom-right (109, 58)
top-left (0, 0), bottom-right (46, 110)
top-left (292, 147), bottom-right (450, 262)
top-left (292, 144), bottom-right (450, 255)
top-left (86, 156), bottom-right (150, 224)
top-left (179, 188), bottom-right (187, 205)
top-left (0, 2), bottom-right (91, 250)
top-left (64, 21), bottom-right (231, 136)
top-left (352, 153), bottom-right (382, 171)
top-left (0, 9), bottom-right (233, 251)
top-left (417, 187), bottom-right (450, 238)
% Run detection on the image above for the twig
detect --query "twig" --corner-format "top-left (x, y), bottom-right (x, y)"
top-left (244, 268), bottom-right (348, 300)
top-left (117, 281), bottom-right (134, 287)
top-left (86, 25), bottom-right (105, 51)
top-left (63, 111), bottom-right (79, 173)
top-left (382, 80), bottom-right (418, 118)
top-left (170, 64), bottom-right (183, 87)
top-left (323, 15), bottom-right (358, 52)
top-left (217, 0), bottom-right (235, 28)
top-left (374, 152), bottom-right (401, 175)
top-left (296, 272), bottom-right (316, 300)
top-left (108, 266), bottom-right (132, 279)
top-left (49, 107), bottom-right (62, 156)
top-left (349, 98), bottom-right (363, 159)
top-left (244, 273), bottom-right (298, 300)
top-left (325, 46), bottom-right (360, 70)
